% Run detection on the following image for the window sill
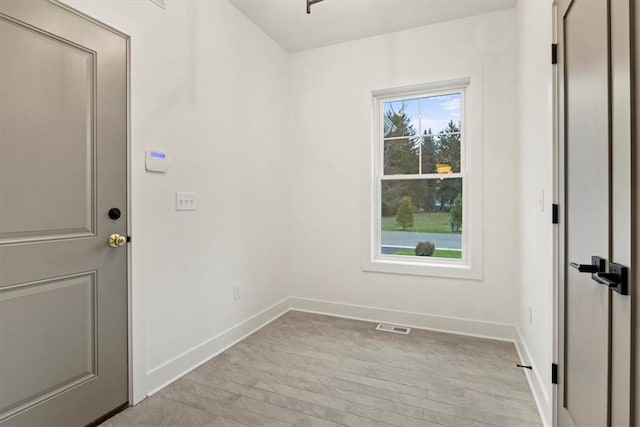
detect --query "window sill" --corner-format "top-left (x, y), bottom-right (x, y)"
top-left (362, 255), bottom-right (482, 280)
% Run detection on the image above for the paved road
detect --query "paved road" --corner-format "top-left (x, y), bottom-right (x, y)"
top-left (381, 230), bottom-right (462, 249)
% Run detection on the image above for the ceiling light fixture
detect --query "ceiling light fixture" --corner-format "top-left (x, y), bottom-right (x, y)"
top-left (307, 0), bottom-right (324, 14)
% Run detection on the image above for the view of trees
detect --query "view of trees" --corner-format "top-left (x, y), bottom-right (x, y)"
top-left (395, 196), bottom-right (415, 230)
top-left (381, 103), bottom-right (463, 218)
top-left (450, 193), bottom-right (462, 231)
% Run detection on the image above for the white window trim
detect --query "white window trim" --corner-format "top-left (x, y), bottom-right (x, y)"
top-left (361, 74), bottom-right (484, 280)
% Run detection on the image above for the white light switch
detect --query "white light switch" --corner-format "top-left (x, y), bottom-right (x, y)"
top-left (176, 192), bottom-right (196, 211)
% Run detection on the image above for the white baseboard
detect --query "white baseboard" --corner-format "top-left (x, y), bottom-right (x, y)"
top-left (289, 296), bottom-right (518, 341)
top-left (514, 328), bottom-right (551, 427)
top-left (145, 297), bottom-right (290, 396)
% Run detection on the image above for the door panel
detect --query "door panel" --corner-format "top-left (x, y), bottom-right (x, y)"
top-left (559, 0), bottom-right (611, 425)
top-left (564, 0), bottom-right (610, 423)
top-left (0, 273), bottom-right (97, 420)
top-left (0, 1), bottom-right (128, 425)
top-left (0, 17), bottom-right (96, 242)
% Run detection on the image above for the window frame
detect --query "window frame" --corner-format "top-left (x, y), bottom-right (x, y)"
top-left (362, 76), bottom-right (483, 280)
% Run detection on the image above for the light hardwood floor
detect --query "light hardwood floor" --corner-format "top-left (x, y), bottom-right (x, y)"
top-left (103, 311), bottom-right (542, 427)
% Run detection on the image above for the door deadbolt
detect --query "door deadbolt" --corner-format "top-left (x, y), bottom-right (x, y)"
top-left (108, 234), bottom-right (127, 248)
top-left (108, 208), bottom-right (122, 220)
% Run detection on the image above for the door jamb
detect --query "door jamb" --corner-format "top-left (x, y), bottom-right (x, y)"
top-left (553, 0), bottom-right (574, 424)
top-left (551, 3), bottom-right (560, 427)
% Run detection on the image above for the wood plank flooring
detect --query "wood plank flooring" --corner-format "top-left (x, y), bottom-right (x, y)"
top-left (102, 311), bottom-right (542, 427)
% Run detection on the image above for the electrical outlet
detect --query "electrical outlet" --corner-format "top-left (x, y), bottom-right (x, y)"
top-left (528, 304), bottom-right (533, 323)
top-left (233, 284), bottom-right (240, 300)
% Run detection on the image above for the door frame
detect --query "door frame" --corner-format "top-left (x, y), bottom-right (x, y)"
top-left (48, 0), bottom-right (136, 410)
top-left (554, 0), bottom-right (575, 423)
top-left (551, 1), bottom-right (560, 425)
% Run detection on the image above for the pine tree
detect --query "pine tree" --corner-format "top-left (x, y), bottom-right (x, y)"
top-left (416, 129), bottom-right (437, 212)
top-left (383, 104), bottom-right (419, 175)
top-left (382, 103), bottom-right (419, 217)
top-left (450, 193), bottom-right (463, 231)
top-left (436, 120), bottom-right (461, 172)
top-left (435, 121), bottom-right (462, 210)
top-left (396, 196), bottom-right (415, 231)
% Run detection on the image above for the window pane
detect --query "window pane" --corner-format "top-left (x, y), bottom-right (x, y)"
top-left (383, 138), bottom-right (419, 175)
top-left (381, 178), bottom-right (462, 259)
top-left (420, 93), bottom-right (461, 134)
top-left (421, 129), bottom-right (461, 174)
top-left (383, 98), bottom-right (419, 137)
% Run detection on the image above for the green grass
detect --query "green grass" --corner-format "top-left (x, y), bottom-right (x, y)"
top-left (382, 211), bottom-right (460, 233)
top-left (394, 248), bottom-right (462, 259)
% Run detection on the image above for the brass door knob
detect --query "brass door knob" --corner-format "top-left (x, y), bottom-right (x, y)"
top-left (108, 234), bottom-right (127, 248)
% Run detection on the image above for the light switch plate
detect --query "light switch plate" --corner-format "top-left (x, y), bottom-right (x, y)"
top-left (176, 192), bottom-right (196, 211)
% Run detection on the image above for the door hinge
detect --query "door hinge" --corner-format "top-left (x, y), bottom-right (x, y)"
top-left (552, 204), bottom-right (559, 224)
top-left (552, 43), bottom-right (558, 64)
top-left (552, 363), bottom-right (558, 384)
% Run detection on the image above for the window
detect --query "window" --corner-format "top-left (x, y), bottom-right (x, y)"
top-left (363, 78), bottom-right (483, 279)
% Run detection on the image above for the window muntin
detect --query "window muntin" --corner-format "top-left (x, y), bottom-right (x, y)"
top-left (377, 89), bottom-right (465, 262)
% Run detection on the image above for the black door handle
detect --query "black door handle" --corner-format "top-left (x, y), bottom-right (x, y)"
top-left (594, 263), bottom-right (629, 296)
top-left (568, 257), bottom-right (629, 295)
top-left (569, 256), bottom-right (606, 274)
top-left (569, 262), bottom-right (601, 273)
top-left (593, 272), bottom-right (618, 287)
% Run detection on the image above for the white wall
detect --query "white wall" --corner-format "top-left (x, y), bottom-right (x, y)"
top-left (516, 1), bottom-right (554, 425)
top-left (57, 2), bottom-right (552, 417)
top-left (288, 10), bottom-right (520, 328)
top-left (62, 0), bottom-right (291, 402)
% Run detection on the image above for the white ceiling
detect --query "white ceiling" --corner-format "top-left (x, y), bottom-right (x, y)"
top-left (230, 0), bottom-right (517, 53)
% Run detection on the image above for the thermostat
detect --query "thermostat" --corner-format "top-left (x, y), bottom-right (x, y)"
top-left (145, 150), bottom-right (169, 173)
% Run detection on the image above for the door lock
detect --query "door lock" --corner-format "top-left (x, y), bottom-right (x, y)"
top-left (108, 208), bottom-right (122, 220)
top-left (108, 234), bottom-right (127, 248)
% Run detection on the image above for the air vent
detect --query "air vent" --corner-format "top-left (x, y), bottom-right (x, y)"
top-left (376, 323), bottom-right (410, 335)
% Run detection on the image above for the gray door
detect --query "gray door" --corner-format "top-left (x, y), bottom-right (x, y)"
top-left (0, 1), bottom-right (128, 425)
top-left (557, 0), bottom-right (634, 425)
